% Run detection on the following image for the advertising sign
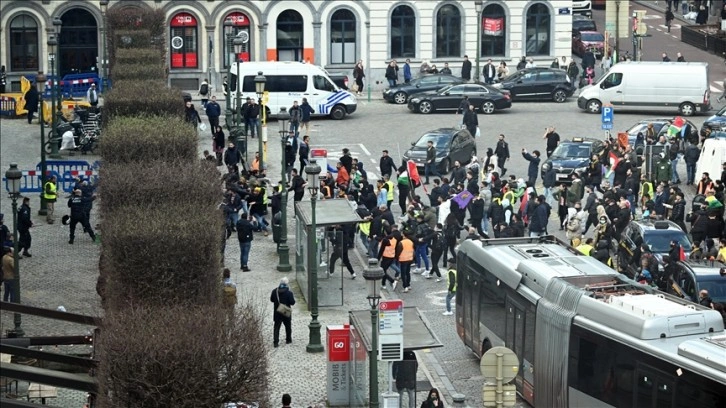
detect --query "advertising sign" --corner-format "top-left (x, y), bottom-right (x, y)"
top-left (327, 325), bottom-right (351, 406)
top-left (483, 18), bottom-right (504, 36)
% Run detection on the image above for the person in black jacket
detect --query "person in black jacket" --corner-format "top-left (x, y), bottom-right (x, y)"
top-left (213, 126), bottom-right (226, 166)
top-left (668, 192), bottom-right (688, 232)
top-left (528, 196), bottom-right (549, 237)
top-left (205, 95), bottom-right (221, 130)
top-left (392, 350), bottom-right (418, 408)
top-left (462, 104), bottom-right (478, 137)
top-left (284, 140), bottom-right (296, 182)
top-left (424, 141), bottom-right (442, 184)
top-left (243, 98), bottom-right (260, 138)
top-left (684, 143), bottom-right (700, 185)
top-left (379, 150), bottom-right (396, 179)
top-left (223, 142), bottom-right (243, 173)
top-left (24, 84), bottom-right (39, 124)
top-left (521, 149), bottom-right (540, 186)
top-left (184, 101), bottom-right (201, 129)
top-left (17, 197), bottom-right (33, 257)
top-left (67, 189), bottom-right (96, 244)
top-left (288, 169), bottom-right (306, 202)
top-left (298, 135), bottom-right (310, 174)
top-left (270, 277), bottom-right (295, 347)
top-left (494, 134), bottom-right (510, 176)
top-left (236, 214), bottom-right (254, 271)
top-left (328, 224), bottom-right (356, 278)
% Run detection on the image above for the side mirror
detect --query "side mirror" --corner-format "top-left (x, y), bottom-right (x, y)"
top-left (444, 92), bottom-right (450, 95)
top-left (411, 142), bottom-right (416, 146)
top-left (600, 82), bottom-right (606, 89)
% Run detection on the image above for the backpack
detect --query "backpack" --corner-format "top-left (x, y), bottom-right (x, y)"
top-left (200, 83), bottom-right (209, 96)
top-left (434, 231), bottom-right (448, 252)
top-left (223, 285), bottom-right (237, 307)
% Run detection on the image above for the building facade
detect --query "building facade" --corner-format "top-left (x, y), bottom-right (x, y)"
top-left (0, 0), bottom-right (574, 92)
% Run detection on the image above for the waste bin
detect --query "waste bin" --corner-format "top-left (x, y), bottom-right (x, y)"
top-left (272, 212), bottom-right (281, 244)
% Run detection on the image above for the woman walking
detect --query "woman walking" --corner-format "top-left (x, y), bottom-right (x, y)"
top-left (353, 60), bottom-right (365, 96)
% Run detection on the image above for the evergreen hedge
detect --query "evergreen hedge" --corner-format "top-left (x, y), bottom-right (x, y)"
top-left (100, 115), bottom-right (197, 164)
top-left (115, 48), bottom-right (164, 67)
top-left (103, 81), bottom-right (184, 124)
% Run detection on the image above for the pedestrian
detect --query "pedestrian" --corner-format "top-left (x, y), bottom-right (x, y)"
top-left (522, 149), bottom-right (541, 186)
top-left (17, 197), bottom-right (33, 257)
top-left (2, 247), bottom-right (15, 302)
top-left (525, 58), bottom-right (536, 68)
top-left (497, 61), bottom-right (509, 81)
top-left (695, 5), bottom-right (708, 25)
top-left (662, 52), bottom-right (671, 62)
top-left (482, 59), bottom-right (496, 84)
top-left (184, 100), bottom-right (201, 130)
top-left (424, 141), bottom-right (442, 184)
top-left (414, 214), bottom-right (433, 276)
top-left (198, 78), bottom-right (210, 108)
top-left (24, 82), bottom-right (39, 124)
top-left (43, 175), bottom-right (58, 224)
top-left (222, 267), bottom-right (237, 308)
top-left (461, 55), bottom-right (472, 82)
top-left (281, 393), bottom-right (293, 408)
top-left (676, 52), bottom-right (686, 62)
top-left (86, 83), bottom-right (99, 108)
top-left (300, 97), bottom-right (314, 136)
top-left (248, 186), bottom-right (270, 236)
top-left (213, 126), bottom-right (226, 166)
top-left (288, 168), bottom-right (306, 202)
top-left (0, 65), bottom-right (6, 94)
top-left (440, 62), bottom-right (452, 75)
top-left (419, 60), bottom-right (431, 76)
top-left (684, 142), bottom-right (700, 185)
top-left (67, 188), bottom-right (96, 244)
top-left (270, 277), bottom-right (295, 348)
top-left (403, 58), bottom-right (413, 84)
top-left (236, 213), bottom-right (254, 271)
top-left (205, 95), bottom-right (221, 130)
top-left (665, 8), bottom-right (675, 32)
top-left (566, 60), bottom-right (580, 86)
top-left (550, 57), bottom-right (560, 69)
top-left (223, 142), bottom-right (243, 172)
top-left (462, 104), bottom-right (478, 137)
top-left (386, 60), bottom-right (399, 87)
top-left (516, 56), bottom-right (527, 70)
top-left (494, 134), bottom-right (510, 177)
top-left (379, 150), bottom-right (396, 179)
top-left (392, 351), bottom-right (418, 408)
top-left (442, 259), bottom-right (457, 316)
top-left (353, 60), bottom-right (365, 95)
top-left (328, 224), bottom-right (356, 278)
top-left (398, 232), bottom-right (415, 292)
top-left (420, 388), bottom-right (445, 408)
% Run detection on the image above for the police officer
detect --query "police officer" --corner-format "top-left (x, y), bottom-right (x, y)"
top-left (68, 188), bottom-right (96, 244)
top-left (43, 175), bottom-right (58, 224)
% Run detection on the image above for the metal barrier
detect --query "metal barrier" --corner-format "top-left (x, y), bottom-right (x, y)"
top-left (60, 170), bottom-right (99, 192)
top-left (0, 95), bottom-right (18, 117)
top-left (37, 160), bottom-right (93, 177)
top-left (3, 161), bottom-right (101, 193)
top-left (61, 74), bottom-right (100, 98)
top-left (2, 170), bottom-right (60, 193)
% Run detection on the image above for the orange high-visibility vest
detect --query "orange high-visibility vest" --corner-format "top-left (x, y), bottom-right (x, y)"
top-left (399, 238), bottom-right (414, 262)
top-left (382, 238), bottom-right (398, 259)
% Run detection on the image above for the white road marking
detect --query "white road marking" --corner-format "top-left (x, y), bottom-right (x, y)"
top-left (358, 143), bottom-right (371, 156)
top-left (658, 24), bottom-right (681, 30)
top-left (370, 158), bottom-right (377, 164)
top-left (671, 35), bottom-right (678, 39)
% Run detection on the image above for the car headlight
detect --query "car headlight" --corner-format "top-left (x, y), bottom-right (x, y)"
top-left (491, 83), bottom-right (502, 89)
top-left (383, 89), bottom-right (392, 94)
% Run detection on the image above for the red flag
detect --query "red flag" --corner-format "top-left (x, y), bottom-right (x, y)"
top-left (605, 151), bottom-right (621, 178)
top-left (407, 160), bottom-right (426, 193)
top-left (520, 189), bottom-right (529, 224)
top-left (679, 246), bottom-right (686, 262)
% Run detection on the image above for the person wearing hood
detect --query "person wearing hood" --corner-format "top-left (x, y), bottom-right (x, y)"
top-left (270, 277), bottom-right (295, 347)
top-left (593, 239), bottom-right (611, 265)
top-left (420, 387), bottom-right (444, 408)
top-left (528, 195), bottom-right (550, 237)
top-left (521, 149), bottom-right (541, 186)
top-left (565, 207), bottom-right (581, 245)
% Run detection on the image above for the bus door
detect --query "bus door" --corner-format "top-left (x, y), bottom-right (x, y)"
top-left (461, 272), bottom-right (474, 349)
top-left (635, 364), bottom-right (674, 408)
top-left (505, 297), bottom-right (526, 388)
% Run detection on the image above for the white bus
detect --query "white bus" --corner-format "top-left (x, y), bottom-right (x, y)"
top-left (229, 61), bottom-right (357, 120)
top-left (456, 236), bottom-right (726, 408)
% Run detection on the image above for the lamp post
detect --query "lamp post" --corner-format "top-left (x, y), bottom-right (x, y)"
top-left (50, 16), bottom-right (62, 160)
top-left (474, 1), bottom-right (483, 82)
top-left (277, 107), bottom-right (292, 271)
top-left (5, 163), bottom-right (25, 337)
top-left (232, 37), bottom-right (246, 162)
top-left (36, 72), bottom-right (48, 219)
top-left (363, 259), bottom-right (384, 408)
top-left (100, 0), bottom-right (109, 90)
top-left (254, 71), bottom-right (266, 172)
top-left (305, 160), bottom-right (324, 353)
top-left (224, 18), bottom-right (234, 132)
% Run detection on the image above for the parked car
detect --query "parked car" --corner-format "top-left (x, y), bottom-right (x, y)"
top-left (666, 261), bottom-right (726, 306)
top-left (492, 68), bottom-right (575, 103)
top-left (572, 30), bottom-right (587, 57)
top-left (572, 14), bottom-right (597, 33)
top-left (701, 106), bottom-right (726, 136)
top-left (617, 220), bottom-right (692, 274)
top-left (625, 117), bottom-right (700, 154)
top-left (540, 137), bottom-right (605, 183)
top-left (407, 83), bottom-right (511, 115)
top-left (578, 31), bottom-right (606, 58)
top-left (383, 74), bottom-right (463, 104)
top-left (401, 128), bottom-right (477, 174)
top-left (326, 71), bottom-right (349, 90)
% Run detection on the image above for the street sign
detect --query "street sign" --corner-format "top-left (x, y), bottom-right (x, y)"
top-left (601, 105), bottom-right (614, 130)
top-left (378, 299), bottom-right (403, 335)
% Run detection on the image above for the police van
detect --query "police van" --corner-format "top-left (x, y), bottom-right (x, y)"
top-left (229, 61), bottom-right (357, 120)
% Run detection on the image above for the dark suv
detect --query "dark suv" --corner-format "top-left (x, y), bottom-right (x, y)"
top-left (617, 220), bottom-right (693, 274)
top-left (540, 138), bottom-right (604, 183)
top-left (493, 68), bottom-right (575, 103)
top-left (667, 261), bottom-right (726, 306)
top-left (402, 128), bottom-right (477, 174)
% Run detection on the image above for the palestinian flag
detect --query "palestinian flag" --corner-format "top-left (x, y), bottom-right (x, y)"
top-left (667, 116), bottom-right (685, 139)
top-left (406, 160), bottom-right (422, 187)
top-left (605, 151), bottom-right (621, 178)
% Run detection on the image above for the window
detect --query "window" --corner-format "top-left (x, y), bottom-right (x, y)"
top-left (223, 12), bottom-right (251, 66)
top-left (602, 72), bottom-right (623, 88)
top-left (170, 12), bottom-right (198, 69)
top-left (330, 9), bottom-right (356, 64)
top-left (481, 4), bottom-right (506, 57)
top-left (10, 14), bottom-right (39, 71)
top-left (525, 3), bottom-right (550, 56)
top-left (436, 5), bottom-right (460, 58)
top-left (242, 75), bottom-right (308, 93)
top-left (277, 10), bottom-right (303, 61)
top-left (537, 71), bottom-right (556, 82)
top-left (313, 75), bottom-right (335, 92)
top-left (390, 5), bottom-right (415, 59)
top-left (418, 76), bottom-right (438, 85)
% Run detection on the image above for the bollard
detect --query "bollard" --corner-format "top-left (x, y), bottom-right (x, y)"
top-left (367, 83), bottom-right (371, 103)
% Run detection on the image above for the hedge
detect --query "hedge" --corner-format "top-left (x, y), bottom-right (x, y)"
top-left (103, 81), bottom-right (184, 125)
top-left (101, 202), bottom-right (222, 309)
top-left (111, 62), bottom-right (166, 82)
top-left (107, 7), bottom-right (166, 75)
top-left (114, 48), bottom-right (164, 71)
top-left (100, 115), bottom-right (197, 164)
top-left (113, 30), bottom-right (152, 50)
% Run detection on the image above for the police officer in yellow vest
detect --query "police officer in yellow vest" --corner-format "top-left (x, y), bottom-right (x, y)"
top-left (576, 237), bottom-right (595, 256)
top-left (443, 258), bottom-right (457, 316)
top-left (43, 175), bottom-right (58, 223)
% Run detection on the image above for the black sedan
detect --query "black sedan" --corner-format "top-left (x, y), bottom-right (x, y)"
top-left (383, 74), bottom-right (464, 104)
top-left (407, 83), bottom-right (511, 115)
top-left (491, 67), bottom-right (575, 103)
top-left (401, 128), bottom-right (477, 174)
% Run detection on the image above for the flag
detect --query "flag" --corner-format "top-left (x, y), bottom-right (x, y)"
top-left (605, 151), bottom-right (621, 178)
top-left (679, 246), bottom-right (686, 262)
top-left (452, 190), bottom-right (473, 209)
top-left (398, 170), bottom-right (409, 186)
top-left (406, 160), bottom-right (427, 194)
top-left (520, 190), bottom-right (530, 224)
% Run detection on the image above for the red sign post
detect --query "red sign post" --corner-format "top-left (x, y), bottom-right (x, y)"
top-left (326, 325), bottom-right (351, 406)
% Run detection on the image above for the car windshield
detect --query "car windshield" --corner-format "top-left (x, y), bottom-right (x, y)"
top-left (415, 133), bottom-right (450, 149)
top-left (698, 276), bottom-right (726, 304)
top-left (581, 32), bottom-right (604, 42)
top-left (551, 143), bottom-right (591, 159)
top-left (644, 231), bottom-right (693, 253)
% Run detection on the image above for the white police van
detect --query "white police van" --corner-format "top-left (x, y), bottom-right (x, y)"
top-left (229, 61), bottom-right (357, 120)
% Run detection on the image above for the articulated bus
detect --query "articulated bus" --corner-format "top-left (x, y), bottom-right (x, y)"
top-left (456, 236), bottom-right (726, 408)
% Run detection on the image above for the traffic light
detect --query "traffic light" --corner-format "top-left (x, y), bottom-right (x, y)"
top-left (633, 10), bottom-right (648, 36)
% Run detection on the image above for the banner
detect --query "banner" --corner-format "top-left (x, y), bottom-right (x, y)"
top-left (483, 18), bottom-right (504, 36)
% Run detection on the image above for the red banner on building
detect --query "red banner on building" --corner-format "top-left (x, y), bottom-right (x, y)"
top-left (483, 17), bottom-right (504, 36)
top-left (171, 12), bottom-right (197, 27)
top-left (226, 12), bottom-right (250, 26)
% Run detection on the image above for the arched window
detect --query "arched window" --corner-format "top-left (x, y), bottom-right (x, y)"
top-left (481, 4), bottom-right (506, 57)
top-left (330, 9), bottom-right (356, 64)
top-left (59, 8), bottom-right (99, 76)
top-left (277, 10), bottom-right (303, 61)
top-left (223, 12), bottom-right (251, 66)
top-left (525, 3), bottom-right (550, 56)
top-left (10, 14), bottom-right (39, 71)
top-left (390, 5), bottom-right (415, 59)
top-left (170, 12), bottom-right (198, 69)
top-left (436, 5), bottom-right (461, 58)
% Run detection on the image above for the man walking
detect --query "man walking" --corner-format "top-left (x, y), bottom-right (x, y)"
top-left (300, 97), bottom-right (314, 136)
top-left (43, 175), bottom-right (58, 224)
top-left (236, 213), bottom-right (254, 271)
top-left (463, 104), bottom-right (478, 137)
top-left (17, 197), bottom-right (33, 257)
top-left (243, 98), bottom-right (260, 138)
top-left (380, 150), bottom-right (396, 179)
top-left (442, 259), bottom-right (457, 315)
top-left (543, 126), bottom-right (560, 157)
top-left (494, 134), bottom-right (510, 176)
top-left (86, 83), bottom-right (99, 108)
top-left (289, 100), bottom-right (302, 136)
top-left (461, 55), bottom-right (472, 82)
top-left (205, 95), bottom-right (221, 131)
top-left (398, 232), bottom-right (415, 293)
top-left (270, 277), bottom-right (295, 348)
top-left (198, 78), bottom-right (210, 108)
top-left (424, 141), bottom-right (442, 184)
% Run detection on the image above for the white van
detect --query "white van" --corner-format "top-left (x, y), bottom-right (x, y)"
top-left (229, 61), bottom-right (357, 120)
top-left (577, 61), bottom-right (711, 116)
top-left (696, 138), bottom-right (726, 181)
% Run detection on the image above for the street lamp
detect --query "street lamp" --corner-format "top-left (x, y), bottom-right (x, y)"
top-left (50, 16), bottom-right (62, 160)
top-left (305, 160), bottom-right (323, 353)
top-left (100, 0), bottom-right (109, 90)
top-left (5, 163), bottom-right (25, 337)
top-left (277, 107), bottom-right (291, 272)
top-left (232, 37), bottom-right (246, 163)
top-left (474, 1), bottom-right (483, 82)
top-left (36, 72), bottom-right (48, 218)
top-left (363, 259), bottom-right (384, 408)
top-left (254, 71), bottom-right (266, 172)
top-left (224, 18), bottom-right (234, 132)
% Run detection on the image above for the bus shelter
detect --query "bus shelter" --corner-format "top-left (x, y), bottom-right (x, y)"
top-left (294, 199), bottom-right (361, 308)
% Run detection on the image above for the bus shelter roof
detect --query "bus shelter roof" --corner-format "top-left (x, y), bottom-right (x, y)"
top-left (349, 307), bottom-right (444, 352)
top-left (295, 199), bottom-right (362, 227)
